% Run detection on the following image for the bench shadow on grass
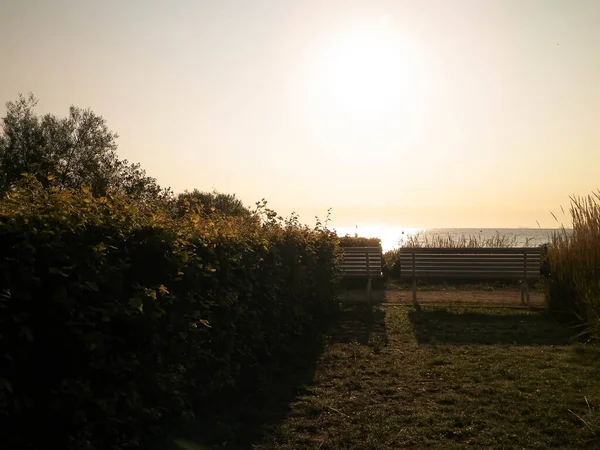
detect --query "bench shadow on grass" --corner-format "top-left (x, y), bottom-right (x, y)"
top-left (332, 297), bottom-right (388, 347)
top-left (163, 301), bottom-right (387, 450)
top-left (408, 307), bottom-right (573, 346)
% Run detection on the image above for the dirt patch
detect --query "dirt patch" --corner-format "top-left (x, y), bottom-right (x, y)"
top-left (339, 288), bottom-right (545, 307)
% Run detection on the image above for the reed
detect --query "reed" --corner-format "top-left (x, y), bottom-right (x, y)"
top-left (399, 231), bottom-right (533, 248)
top-left (546, 190), bottom-right (600, 341)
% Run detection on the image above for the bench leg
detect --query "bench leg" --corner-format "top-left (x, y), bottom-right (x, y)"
top-left (520, 282), bottom-right (525, 305)
top-left (520, 281), bottom-right (532, 306)
top-left (366, 277), bottom-right (372, 303)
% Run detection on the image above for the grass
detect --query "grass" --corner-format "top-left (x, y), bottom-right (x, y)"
top-left (165, 301), bottom-right (600, 449)
top-left (546, 190), bottom-right (600, 340)
top-left (398, 230), bottom-right (537, 249)
top-left (251, 303), bottom-right (600, 449)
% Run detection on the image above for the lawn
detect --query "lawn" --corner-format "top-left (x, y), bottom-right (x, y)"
top-left (171, 299), bottom-right (600, 449)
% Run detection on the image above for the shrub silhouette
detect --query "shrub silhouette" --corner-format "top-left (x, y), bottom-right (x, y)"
top-left (0, 180), bottom-right (339, 449)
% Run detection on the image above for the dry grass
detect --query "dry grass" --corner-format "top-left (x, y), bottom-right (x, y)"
top-left (547, 190), bottom-right (600, 340)
top-left (339, 287), bottom-right (545, 308)
top-left (400, 231), bottom-right (537, 249)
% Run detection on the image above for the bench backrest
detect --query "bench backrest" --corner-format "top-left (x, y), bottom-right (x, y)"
top-left (340, 247), bottom-right (383, 278)
top-left (399, 247), bottom-right (542, 280)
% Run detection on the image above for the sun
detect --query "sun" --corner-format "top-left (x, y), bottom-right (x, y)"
top-left (311, 22), bottom-right (427, 127)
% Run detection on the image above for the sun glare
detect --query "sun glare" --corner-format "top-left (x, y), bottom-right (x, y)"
top-left (313, 23), bottom-right (427, 126)
top-left (333, 226), bottom-right (425, 252)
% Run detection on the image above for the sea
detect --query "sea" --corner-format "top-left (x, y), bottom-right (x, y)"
top-left (331, 226), bottom-right (570, 253)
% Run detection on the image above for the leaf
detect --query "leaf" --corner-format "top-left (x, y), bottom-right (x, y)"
top-left (129, 297), bottom-right (144, 312)
top-left (0, 378), bottom-right (13, 393)
top-left (47, 174), bottom-right (55, 181)
top-left (173, 439), bottom-right (208, 450)
top-left (49, 267), bottom-right (69, 277)
top-left (198, 319), bottom-right (211, 328)
top-left (158, 285), bottom-right (169, 295)
top-left (85, 281), bottom-right (99, 291)
top-left (19, 327), bottom-right (33, 342)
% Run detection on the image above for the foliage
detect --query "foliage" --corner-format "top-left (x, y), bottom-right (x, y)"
top-left (173, 189), bottom-right (253, 219)
top-left (0, 179), bottom-right (339, 449)
top-left (0, 93), bottom-right (167, 201)
top-left (545, 190), bottom-right (600, 341)
top-left (337, 235), bottom-right (381, 248)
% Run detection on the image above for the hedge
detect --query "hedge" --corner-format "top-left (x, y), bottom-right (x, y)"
top-left (337, 235), bottom-right (382, 248)
top-left (0, 184), bottom-right (340, 449)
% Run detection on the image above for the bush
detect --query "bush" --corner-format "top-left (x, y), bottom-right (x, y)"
top-left (545, 191), bottom-right (600, 341)
top-left (0, 181), bottom-right (339, 449)
top-left (338, 235), bottom-right (382, 248)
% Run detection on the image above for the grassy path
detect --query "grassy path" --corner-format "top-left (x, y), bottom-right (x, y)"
top-left (254, 303), bottom-right (600, 449)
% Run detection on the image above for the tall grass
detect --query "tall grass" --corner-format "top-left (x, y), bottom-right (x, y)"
top-left (546, 191), bottom-right (600, 341)
top-left (399, 231), bottom-right (535, 249)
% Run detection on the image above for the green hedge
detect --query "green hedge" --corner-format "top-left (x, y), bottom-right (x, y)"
top-left (0, 185), bottom-right (340, 449)
top-left (337, 235), bottom-right (382, 248)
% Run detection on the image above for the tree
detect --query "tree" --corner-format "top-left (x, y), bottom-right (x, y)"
top-left (174, 189), bottom-right (253, 219)
top-left (0, 93), bottom-right (167, 201)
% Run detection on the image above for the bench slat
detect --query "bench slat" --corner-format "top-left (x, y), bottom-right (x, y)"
top-left (402, 271), bottom-right (541, 279)
top-left (398, 254), bottom-right (540, 260)
top-left (401, 247), bottom-right (541, 255)
top-left (399, 259), bottom-right (540, 266)
top-left (399, 247), bottom-right (542, 282)
top-left (407, 267), bottom-right (539, 273)
top-left (340, 247), bottom-right (383, 279)
top-left (400, 247), bottom-right (542, 306)
top-left (405, 267), bottom-right (541, 272)
top-left (403, 259), bottom-right (538, 265)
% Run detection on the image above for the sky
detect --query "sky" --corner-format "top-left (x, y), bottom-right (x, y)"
top-left (1, 0), bottom-right (599, 230)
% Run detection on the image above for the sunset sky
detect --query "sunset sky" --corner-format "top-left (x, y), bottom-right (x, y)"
top-left (1, 0), bottom-right (599, 229)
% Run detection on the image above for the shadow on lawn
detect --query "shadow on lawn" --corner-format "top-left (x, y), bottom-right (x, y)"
top-left (160, 330), bottom-right (327, 450)
top-left (161, 303), bottom-right (387, 450)
top-left (331, 301), bottom-right (388, 346)
top-left (408, 307), bottom-right (573, 346)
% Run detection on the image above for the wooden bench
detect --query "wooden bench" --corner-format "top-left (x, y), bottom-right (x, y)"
top-left (399, 247), bottom-right (542, 306)
top-left (340, 247), bottom-right (383, 301)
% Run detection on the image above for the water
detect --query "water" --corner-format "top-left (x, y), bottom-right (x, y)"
top-left (332, 226), bottom-right (569, 253)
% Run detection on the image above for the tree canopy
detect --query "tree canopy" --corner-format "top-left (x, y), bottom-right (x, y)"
top-left (0, 93), bottom-right (167, 201)
top-left (174, 189), bottom-right (253, 219)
